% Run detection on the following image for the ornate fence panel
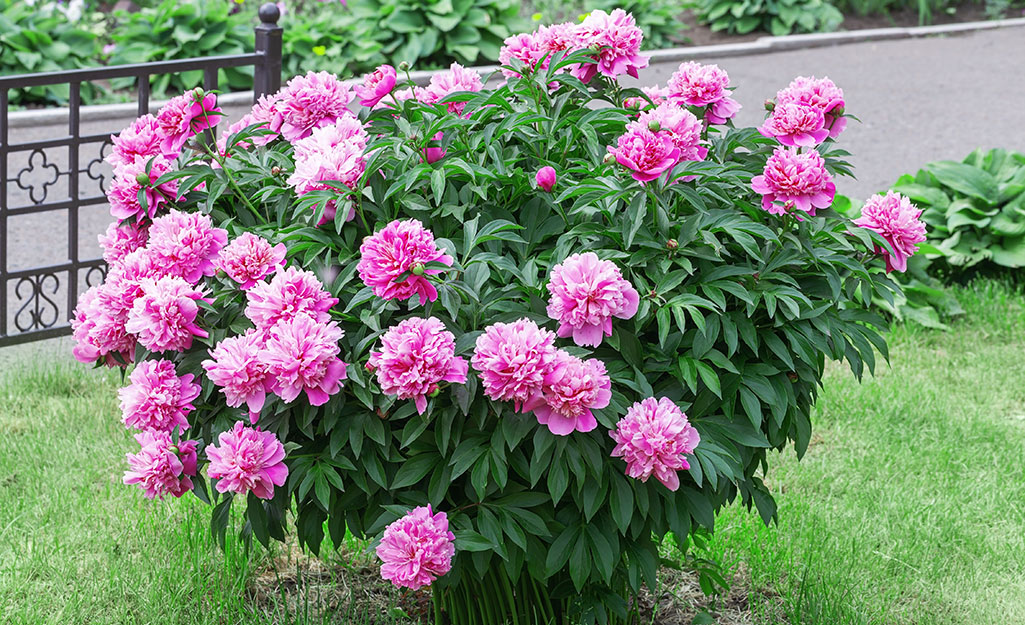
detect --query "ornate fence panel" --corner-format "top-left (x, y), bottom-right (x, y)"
top-left (0, 4), bottom-right (283, 347)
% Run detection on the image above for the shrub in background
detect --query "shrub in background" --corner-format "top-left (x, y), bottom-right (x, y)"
top-left (697, 0), bottom-right (844, 35)
top-left (74, 11), bottom-right (923, 623)
top-left (0, 0), bottom-right (101, 105)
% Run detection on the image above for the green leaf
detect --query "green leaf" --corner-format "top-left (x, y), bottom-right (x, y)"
top-left (926, 161), bottom-right (999, 203)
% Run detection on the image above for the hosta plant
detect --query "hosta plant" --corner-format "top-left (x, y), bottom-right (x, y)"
top-left (892, 148), bottom-right (1025, 277)
top-left (74, 11), bottom-right (921, 624)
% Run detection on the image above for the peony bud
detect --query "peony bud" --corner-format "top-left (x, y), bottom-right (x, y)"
top-left (428, 387), bottom-right (441, 398)
top-left (647, 120), bottom-right (661, 132)
top-left (603, 153), bottom-right (615, 165)
top-left (192, 87), bottom-right (205, 101)
top-left (135, 172), bottom-right (150, 185)
top-left (764, 99), bottom-right (776, 112)
top-left (411, 263), bottom-right (426, 276)
top-left (270, 166), bottom-right (282, 175)
top-left (832, 106), bottom-right (845, 117)
top-left (398, 61), bottom-right (410, 72)
top-left (168, 445), bottom-right (179, 455)
top-left (535, 166), bottom-right (556, 192)
top-left (666, 239), bottom-right (678, 250)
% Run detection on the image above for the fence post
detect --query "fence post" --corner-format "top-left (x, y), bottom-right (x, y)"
top-left (254, 3), bottom-right (283, 101)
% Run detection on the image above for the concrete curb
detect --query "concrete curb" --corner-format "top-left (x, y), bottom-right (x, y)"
top-left (6, 16), bottom-right (1025, 130)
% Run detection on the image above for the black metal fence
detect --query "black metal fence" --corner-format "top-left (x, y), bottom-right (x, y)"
top-left (0, 4), bottom-right (283, 347)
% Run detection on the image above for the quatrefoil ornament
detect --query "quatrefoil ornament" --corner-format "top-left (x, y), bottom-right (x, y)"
top-left (85, 140), bottom-right (113, 195)
top-left (15, 149), bottom-right (63, 205)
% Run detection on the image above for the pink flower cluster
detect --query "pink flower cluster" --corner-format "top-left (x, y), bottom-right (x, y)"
top-left (217, 232), bottom-right (287, 290)
top-left (156, 89), bottom-right (222, 156)
top-left (74, 209), bottom-right (226, 366)
top-left (470, 316), bottom-right (610, 436)
top-left (853, 191), bottom-right (927, 273)
top-left (123, 430), bottom-right (198, 500)
top-left (357, 219), bottom-right (453, 306)
top-left (610, 397), bottom-right (700, 491)
top-left (759, 76), bottom-right (846, 146)
top-left (497, 11), bottom-right (648, 82)
top-left (623, 86), bottom-right (670, 110)
top-left (206, 421), bottom-right (289, 499)
top-left (107, 155), bottom-right (179, 222)
top-left (203, 267), bottom-right (345, 416)
top-left (368, 317), bottom-right (468, 414)
top-left (546, 253), bottom-right (639, 347)
top-left (608, 128), bottom-right (680, 183)
top-left (107, 114), bottom-right (162, 169)
top-left (118, 359), bottom-right (200, 432)
top-left (751, 146), bottom-right (836, 217)
top-left (376, 505), bottom-right (455, 590)
top-left (414, 63), bottom-right (484, 117)
top-left (287, 115), bottom-right (368, 224)
top-left (534, 350), bottom-right (611, 436)
top-left (472, 318), bottom-right (557, 411)
top-left (666, 62), bottom-right (741, 124)
top-left (355, 64), bottom-right (397, 108)
top-left (776, 76), bottom-right (846, 139)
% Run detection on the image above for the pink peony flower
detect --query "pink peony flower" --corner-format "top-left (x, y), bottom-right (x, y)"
top-left (107, 114), bottom-right (163, 169)
top-left (217, 232), bottom-right (287, 290)
top-left (123, 430), bottom-right (198, 499)
top-left (776, 76), bottom-right (846, 138)
top-left (357, 219), bottom-right (453, 306)
top-left (758, 102), bottom-right (829, 147)
top-left (72, 285), bottom-right (135, 366)
top-left (853, 191), bottom-right (927, 273)
top-left (202, 329), bottom-right (274, 421)
top-left (376, 505), bottom-right (455, 590)
top-left (573, 9), bottom-right (649, 82)
top-left (235, 93), bottom-right (285, 147)
top-left (415, 63), bottom-right (483, 116)
top-left (355, 64), bottom-right (397, 108)
top-left (287, 117), bottom-right (368, 224)
top-left (471, 318), bottom-right (558, 411)
top-left (667, 62), bottom-right (741, 124)
top-left (534, 351), bottom-right (611, 436)
top-left (368, 317), bottom-right (468, 414)
top-left (119, 359), bottom-right (200, 432)
top-left (276, 71), bottom-right (354, 143)
top-left (206, 421), bottom-right (289, 499)
top-left (536, 166), bottom-right (557, 192)
top-left (263, 314), bottom-right (347, 406)
top-left (125, 276), bottom-right (208, 353)
top-left (546, 252), bottom-right (639, 347)
top-left (98, 221), bottom-right (149, 265)
top-left (107, 156), bottom-right (179, 222)
top-left (499, 31), bottom-right (550, 78)
top-left (609, 397), bottom-right (700, 491)
top-left (630, 103), bottom-right (708, 164)
top-left (624, 85), bottom-right (671, 110)
top-left (156, 90), bottom-right (222, 156)
top-left (146, 209), bottom-right (228, 284)
top-left (751, 146), bottom-right (836, 216)
top-left (244, 266), bottom-right (338, 332)
top-left (607, 128), bottom-right (681, 183)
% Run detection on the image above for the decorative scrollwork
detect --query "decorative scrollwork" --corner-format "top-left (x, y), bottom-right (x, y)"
top-left (84, 264), bottom-right (108, 288)
top-left (85, 139), bottom-right (114, 195)
top-left (14, 149), bottom-right (64, 205)
top-left (13, 272), bottom-right (62, 333)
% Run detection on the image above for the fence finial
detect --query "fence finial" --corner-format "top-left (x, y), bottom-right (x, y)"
top-left (258, 2), bottom-right (281, 25)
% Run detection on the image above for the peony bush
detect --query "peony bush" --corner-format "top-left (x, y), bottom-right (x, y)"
top-left (74, 9), bottom-right (925, 623)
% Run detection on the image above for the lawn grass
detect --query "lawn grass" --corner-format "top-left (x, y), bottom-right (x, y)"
top-left (2, 282), bottom-right (1024, 624)
top-left (698, 280), bottom-right (1025, 625)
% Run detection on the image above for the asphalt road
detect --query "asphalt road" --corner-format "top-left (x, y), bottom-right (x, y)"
top-left (3, 26), bottom-right (1025, 362)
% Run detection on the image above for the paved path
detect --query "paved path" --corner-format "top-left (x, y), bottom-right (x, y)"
top-left (3, 26), bottom-right (1025, 359)
top-left (628, 25), bottom-right (1025, 201)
